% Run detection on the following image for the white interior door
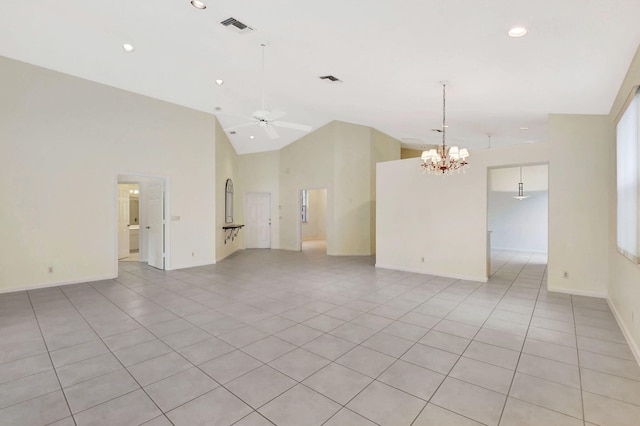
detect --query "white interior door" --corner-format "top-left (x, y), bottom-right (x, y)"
top-left (118, 186), bottom-right (130, 259)
top-left (147, 181), bottom-right (165, 269)
top-left (245, 192), bottom-right (271, 248)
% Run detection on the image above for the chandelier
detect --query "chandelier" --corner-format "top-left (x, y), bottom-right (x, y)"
top-left (421, 83), bottom-right (469, 174)
top-left (513, 167), bottom-right (530, 200)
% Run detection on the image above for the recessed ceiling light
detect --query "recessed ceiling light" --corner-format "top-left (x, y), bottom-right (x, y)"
top-left (520, 127), bottom-right (529, 130)
top-left (122, 43), bottom-right (134, 52)
top-left (191, 0), bottom-right (206, 9)
top-left (250, 135), bottom-right (255, 139)
top-left (215, 79), bottom-right (224, 86)
top-left (508, 27), bottom-right (528, 38)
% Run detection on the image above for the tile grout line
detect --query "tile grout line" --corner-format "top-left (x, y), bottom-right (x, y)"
top-left (25, 290), bottom-right (77, 426)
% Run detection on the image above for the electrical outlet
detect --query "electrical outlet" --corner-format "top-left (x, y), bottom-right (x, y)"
top-left (48, 266), bottom-right (53, 273)
top-left (192, 252), bottom-right (195, 257)
top-left (563, 271), bottom-right (568, 278)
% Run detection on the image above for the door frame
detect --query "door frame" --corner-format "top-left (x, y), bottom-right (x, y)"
top-left (244, 191), bottom-right (272, 249)
top-left (485, 162), bottom-right (549, 278)
top-left (115, 174), bottom-right (170, 273)
top-left (298, 187), bottom-right (328, 251)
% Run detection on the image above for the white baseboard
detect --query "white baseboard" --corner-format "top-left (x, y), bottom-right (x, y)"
top-left (168, 260), bottom-right (216, 270)
top-left (375, 263), bottom-right (488, 283)
top-left (546, 286), bottom-right (607, 299)
top-left (0, 274), bottom-right (118, 295)
top-left (607, 298), bottom-right (640, 366)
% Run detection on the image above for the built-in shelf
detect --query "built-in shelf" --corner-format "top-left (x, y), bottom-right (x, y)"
top-left (222, 224), bottom-right (244, 244)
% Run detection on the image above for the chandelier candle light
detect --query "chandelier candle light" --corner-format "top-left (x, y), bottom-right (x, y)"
top-left (421, 83), bottom-right (470, 175)
top-left (513, 166), bottom-right (530, 200)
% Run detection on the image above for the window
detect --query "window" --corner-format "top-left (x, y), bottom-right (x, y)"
top-left (225, 179), bottom-right (234, 224)
top-left (616, 87), bottom-right (640, 263)
top-left (301, 189), bottom-right (308, 223)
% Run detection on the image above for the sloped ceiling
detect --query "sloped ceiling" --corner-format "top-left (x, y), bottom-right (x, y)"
top-left (1, 1), bottom-right (639, 154)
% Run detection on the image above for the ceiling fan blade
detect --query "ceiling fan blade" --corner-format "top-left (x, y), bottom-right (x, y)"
top-left (223, 122), bottom-right (256, 132)
top-left (272, 120), bottom-right (312, 132)
top-left (264, 109), bottom-right (286, 121)
top-left (263, 124), bottom-right (280, 139)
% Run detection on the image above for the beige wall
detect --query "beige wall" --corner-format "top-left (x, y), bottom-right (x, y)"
top-left (401, 148), bottom-right (423, 159)
top-left (377, 118), bottom-right (610, 291)
top-left (238, 150), bottom-right (280, 249)
top-left (608, 44), bottom-right (640, 360)
top-left (215, 119), bottom-right (243, 261)
top-left (0, 56), bottom-right (216, 292)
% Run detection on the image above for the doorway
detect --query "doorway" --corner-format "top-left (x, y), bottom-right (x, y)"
top-left (487, 164), bottom-right (549, 276)
top-left (245, 192), bottom-right (271, 249)
top-left (117, 175), bottom-right (167, 270)
top-left (117, 183), bottom-right (140, 261)
top-left (300, 188), bottom-right (327, 252)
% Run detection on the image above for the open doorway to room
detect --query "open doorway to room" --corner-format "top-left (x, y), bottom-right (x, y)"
top-left (117, 175), bottom-right (167, 271)
top-left (487, 164), bottom-right (549, 276)
top-left (117, 183), bottom-right (140, 262)
top-left (300, 188), bottom-right (327, 253)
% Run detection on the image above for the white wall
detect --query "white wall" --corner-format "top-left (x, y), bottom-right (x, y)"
top-left (0, 56), bottom-right (217, 292)
top-left (377, 119), bottom-right (610, 292)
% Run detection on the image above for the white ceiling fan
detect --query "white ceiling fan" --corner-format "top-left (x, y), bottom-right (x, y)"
top-left (225, 42), bottom-right (312, 139)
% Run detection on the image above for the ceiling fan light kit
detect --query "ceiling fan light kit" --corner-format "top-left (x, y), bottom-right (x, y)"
top-left (223, 42), bottom-right (312, 140)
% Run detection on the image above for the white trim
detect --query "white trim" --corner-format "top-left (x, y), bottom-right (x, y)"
top-left (492, 246), bottom-right (548, 254)
top-left (0, 274), bottom-right (118, 295)
top-left (375, 263), bottom-right (488, 283)
top-left (167, 260), bottom-right (217, 270)
top-left (546, 286), bottom-right (607, 299)
top-left (607, 298), bottom-right (640, 366)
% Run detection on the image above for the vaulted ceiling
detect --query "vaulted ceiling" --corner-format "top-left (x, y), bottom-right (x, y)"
top-left (2, 1), bottom-right (639, 154)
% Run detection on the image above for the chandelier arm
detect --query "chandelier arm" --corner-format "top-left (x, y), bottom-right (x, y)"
top-left (442, 83), bottom-right (446, 151)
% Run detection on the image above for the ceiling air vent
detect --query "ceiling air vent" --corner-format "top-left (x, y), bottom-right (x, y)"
top-left (319, 75), bottom-right (342, 82)
top-left (220, 17), bottom-right (253, 33)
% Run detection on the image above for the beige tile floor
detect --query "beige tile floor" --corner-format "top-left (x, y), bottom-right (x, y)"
top-left (1, 248), bottom-right (639, 425)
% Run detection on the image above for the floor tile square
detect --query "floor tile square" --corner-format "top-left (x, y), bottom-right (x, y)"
top-left (323, 408), bottom-right (377, 425)
top-left (347, 380), bottom-right (426, 426)
top-left (56, 353), bottom-right (122, 388)
top-left (302, 334), bottom-right (357, 360)
top-left (500, 397), bottom-right (583, 426)
top-left (275, 324), bottom-right (324, 346)
top-left (509, 372), bottom-right (582, 419)
top-left (413, 403), bottom-right (483, 425)
top-left (583, 390), bottom-right (640, 426)
top-left (144, 367), bottom-right (218, 412)
top-left (177, 337), bottom-right (235, 365)
top-left (227, 365), bottom-right (296, 408)
top-left (126, 352), bottom-right (192, 386)
top-left (361, 332), bottom-right (413, 358)
top-left (74, 389), bottom-right (161, 426)
top-left (516, 353), bottom-right (580, 388)
top-left (166, 387), bottom-right (252, 426)
top-left (463, 341), bottom-right (519, 370)
top-left (269, 348), bottom-right (330, 381)
top-left (303, 362), bottom-right (373, 404)
top-left (259, 384), bottom-right (340, 426)
top-left (0, 390), bottom-right (70, 426)
top-left (378, 359), bottom-right (445, 400)
top-left (449, 356), bottom-right (514, 394)
top-left (64, 368), bottom-right (138, 413)
top-left (199, 350), bottom-right (262, 384)
top-left (431, 377), bottom-right (506, 425)
top-left (401, 343), bottom-right (460, 374)
top-left (420, 330), bottom-right (471, 355)
top-left (241, 336), bottom-right (297, 363)
top-left (336, 346), bottom-right (395, 378)
top-left (329, 323), bottom-right (377, 344)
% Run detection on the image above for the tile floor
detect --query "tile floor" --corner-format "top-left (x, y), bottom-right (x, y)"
top-left (1, 248), bottom-right (639, 425)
